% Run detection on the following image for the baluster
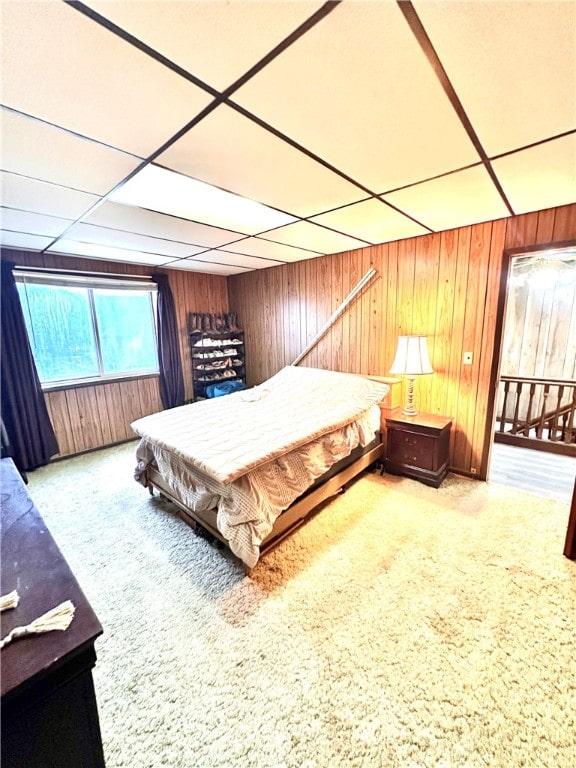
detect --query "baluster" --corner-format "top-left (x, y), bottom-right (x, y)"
top-left (499, 380), bottom-right (510, 433)
top-left (511, 381), bottom-right (523, 435)
top-left (537, 384), bottom-right (550, 439)
top-left (550, 385), bottom-right (564, 442)
top-left (524, 382), bottom-right (536, 437)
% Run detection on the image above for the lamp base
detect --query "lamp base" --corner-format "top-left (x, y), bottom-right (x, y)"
top-left (402, 375), bottom-right (417, 416)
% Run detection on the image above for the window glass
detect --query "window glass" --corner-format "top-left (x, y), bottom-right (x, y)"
top-left (18, 282), bottom-right (99, 382)
top-left (16, 275), bottom-right (158, 387)
top-left (93, 289), bottom-right (158, 375)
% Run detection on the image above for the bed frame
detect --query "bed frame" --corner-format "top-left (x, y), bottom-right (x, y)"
top-left (143, 436), bottom-right (383, 563)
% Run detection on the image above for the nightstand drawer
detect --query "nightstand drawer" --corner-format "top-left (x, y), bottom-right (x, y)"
top-left (387, 430), bottom-right (435, 470)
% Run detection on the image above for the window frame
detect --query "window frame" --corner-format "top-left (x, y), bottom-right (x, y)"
top-left (15, 270), bottom-right (160, 390)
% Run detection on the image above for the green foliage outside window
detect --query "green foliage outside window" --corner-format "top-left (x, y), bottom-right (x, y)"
top-left (17, 277), bottom-right (158, 386)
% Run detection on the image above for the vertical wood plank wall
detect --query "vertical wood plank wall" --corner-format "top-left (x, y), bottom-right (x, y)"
top-left (501, 268), bottom-right (576, 380)
top-left (3, 203), bottom-right (574, 470)
top-left (228, 204), bottom-right (576, 478)
top-left (1, 249), bottom-right (228, 458)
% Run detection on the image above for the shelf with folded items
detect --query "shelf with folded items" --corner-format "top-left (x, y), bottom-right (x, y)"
top-left (188, 313), bottom-right (246, 400)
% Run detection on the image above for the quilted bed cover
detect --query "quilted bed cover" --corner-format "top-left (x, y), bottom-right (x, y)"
top-left (132, 366), bottom-right (390, 565)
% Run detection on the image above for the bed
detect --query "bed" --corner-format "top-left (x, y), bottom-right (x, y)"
top-left (132, 366), bottom-right (390, 567)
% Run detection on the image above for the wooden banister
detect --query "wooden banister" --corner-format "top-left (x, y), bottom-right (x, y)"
top-left (495, 376), bottom-right (576, 456)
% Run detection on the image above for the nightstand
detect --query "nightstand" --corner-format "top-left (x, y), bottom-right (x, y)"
top-left (384, 411), bottom-right (452, 488)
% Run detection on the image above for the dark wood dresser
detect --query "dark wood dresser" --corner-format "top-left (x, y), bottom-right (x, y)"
top-left (1, 458), bottom-right (106, 768)
top-left (384, 411), bottom-right (453, 488)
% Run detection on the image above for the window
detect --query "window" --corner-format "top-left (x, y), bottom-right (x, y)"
top-left (16, 271), bottom-right (159, 387)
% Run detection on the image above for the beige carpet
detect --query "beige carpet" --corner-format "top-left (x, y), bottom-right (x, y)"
top-left (27, 442), bottom-right (575, 768)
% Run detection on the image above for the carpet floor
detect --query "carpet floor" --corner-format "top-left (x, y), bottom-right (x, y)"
top-left (27, 442), bottom-right (575, 768)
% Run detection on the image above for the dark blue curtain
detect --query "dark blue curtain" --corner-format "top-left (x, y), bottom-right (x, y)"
top-left (1, 260), bottom-right (59, 471)
top-left (152, 273), bottom-right (184, 410)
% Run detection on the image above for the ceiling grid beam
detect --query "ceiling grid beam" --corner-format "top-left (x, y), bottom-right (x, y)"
top-left (396, 0), bottom-right (515, 217)
top-left (1, 0), bottom-right (573, 270)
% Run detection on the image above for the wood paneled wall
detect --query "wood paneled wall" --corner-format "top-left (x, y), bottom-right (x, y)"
top-left (228, 204), bottom-right (576, 478)
top-left (501, 265), bottom-right (576, 380)
top-left (1, 249), bottom-right (228, 458)
top-left (3, 203), bottom-right (574, 469)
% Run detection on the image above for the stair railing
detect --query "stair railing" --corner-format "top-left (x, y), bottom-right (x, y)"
top-left (496, 376), bottom-right (576, 454)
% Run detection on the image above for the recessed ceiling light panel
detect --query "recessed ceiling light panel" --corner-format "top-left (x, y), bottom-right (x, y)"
top-left (47, 238), bottom-right (171, 265)
top-left (109, 165), bottom-right (296, 235)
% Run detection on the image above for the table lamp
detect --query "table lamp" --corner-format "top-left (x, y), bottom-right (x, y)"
top-left (389, 335), bottom-right (433, 416)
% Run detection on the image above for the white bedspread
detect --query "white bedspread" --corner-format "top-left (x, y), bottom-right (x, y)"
top-left (135, 409), bottom-right (379, 567)
top-left (132, 366), bottom-right (389, 566)
top-left (131, 366), bottom-right (390, 484)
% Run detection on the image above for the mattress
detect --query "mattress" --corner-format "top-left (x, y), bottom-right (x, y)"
top-left (132, 367), bottom-right (389, 565)
top-left (131, 365), bottom-right (390, 484)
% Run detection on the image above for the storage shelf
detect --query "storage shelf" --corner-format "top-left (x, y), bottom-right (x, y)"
top-left (189, 324), bottom-right (246, 400)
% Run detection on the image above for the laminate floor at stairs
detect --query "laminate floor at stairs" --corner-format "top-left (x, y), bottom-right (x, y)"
top-left (489, 441), bottom-right (576, 503)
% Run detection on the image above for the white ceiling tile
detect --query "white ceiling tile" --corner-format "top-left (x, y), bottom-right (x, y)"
top-left (233, 1), bottom-right (478, 193)
top-left (47, 240), bottom-right (171, 266)
top-left (110, 165), bottom-right (296, 235)
top-left (309, 199), bottom-right (430, 244)
top-left (382, 166), bottom-right (510, 232)
top-left (63, 222), bottom-right (206, 258)
top-left (83, 202), bottom-right (244, 248)
top-left (261, 221), bottom-right (367, 255)
top-left (221, 237), bottom-right (321, 262)
top-left (1, 1), bottom-right (212, 157)
top-left (0, 172), bottom-right (99, 220)
top-left (0, 231), bottom-right (54, 251)
top-left (158, 104), bottom-right (365, 217)
top-left (84, 1), bottom-right (325, 90)
top-left (0, 208), bottom-right (73, 238)
top-left (1, 108), bottom-right (142, 195)
top-left (413, 0), bottom-right (576, 156)
top-left (1, 1), bottom-right (571, 269)
top-left (165, 259), bottom-right (251, 276)
top-left (199, 250), bottom-right (283, 270)
top-left (492, 135), bottom-right (576, 215)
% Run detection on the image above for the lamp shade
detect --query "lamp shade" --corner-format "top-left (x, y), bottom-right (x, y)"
top-left (389, 335), bottom-right (433, 376)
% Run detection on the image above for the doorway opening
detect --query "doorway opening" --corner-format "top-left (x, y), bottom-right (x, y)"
top-left (488, 242), bottom-right (576, 502)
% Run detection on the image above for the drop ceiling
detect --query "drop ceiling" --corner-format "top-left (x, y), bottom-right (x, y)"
top-left (1, 0), bottom-right (574, 276)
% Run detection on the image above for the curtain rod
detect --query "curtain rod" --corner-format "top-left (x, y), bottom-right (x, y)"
top-left (15, 265), bottom-right (153, 280)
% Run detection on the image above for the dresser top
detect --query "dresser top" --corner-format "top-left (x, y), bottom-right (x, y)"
top-left (1, 458), bottom-right (102, 701)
